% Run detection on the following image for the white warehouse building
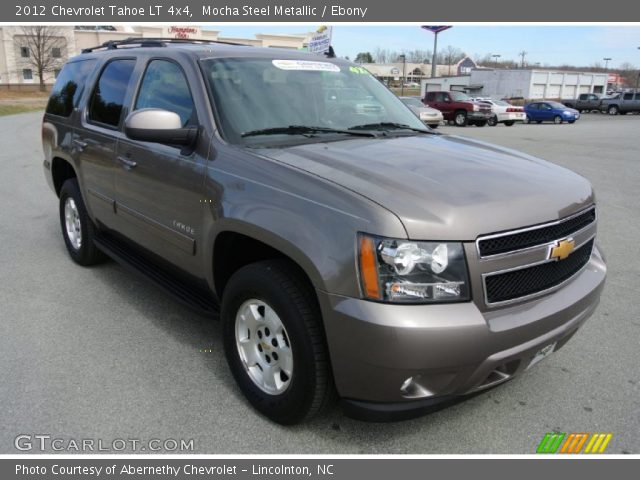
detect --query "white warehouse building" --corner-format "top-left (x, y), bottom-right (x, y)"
top-left (421, 69), bottom-right (609, 99)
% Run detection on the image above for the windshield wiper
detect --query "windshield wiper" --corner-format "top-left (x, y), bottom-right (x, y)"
top-left (241, 125), bottom-right (378, 138)
top-left (348, 122), bottom-right (435, 134)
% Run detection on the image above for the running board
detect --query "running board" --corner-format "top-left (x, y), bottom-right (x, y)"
top-left (94, 233), bottom-right (219, 317)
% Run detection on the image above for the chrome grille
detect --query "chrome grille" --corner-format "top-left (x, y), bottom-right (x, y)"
top-left (476, 206), bottom-right (597, 306)
top-left (484, 239), bottom-right (594, 304)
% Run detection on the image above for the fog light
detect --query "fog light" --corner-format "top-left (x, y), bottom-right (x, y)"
top-left (400, 376), bottom-right (435, 399)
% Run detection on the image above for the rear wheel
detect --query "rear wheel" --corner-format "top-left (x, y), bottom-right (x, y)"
top-left (221, 260), bottom-right (334, 424)
top-left (454, 111), bottom-right (468, 127)
top-left (553, 115), bottom-right (563, 124)
top-left (59, 178), bottom-right (106, 266)
top-left (428, 123), bottom-right (439, 129)
top-left (487, 115), bottom-right (498, 127)
top-left (504, 121), bottom-right (515, 126)
top-left (607, 105), bottom-right (619, 115)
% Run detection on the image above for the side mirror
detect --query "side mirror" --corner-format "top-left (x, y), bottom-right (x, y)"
top-left (124, 109), bottom-right (197, 146)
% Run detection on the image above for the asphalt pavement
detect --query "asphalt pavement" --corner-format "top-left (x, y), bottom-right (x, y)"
top-left (0, 111), bottom-right (638, 454)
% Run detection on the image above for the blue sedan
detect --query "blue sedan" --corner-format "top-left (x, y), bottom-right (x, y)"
top-left (524, 101), bottom-right (580, 124)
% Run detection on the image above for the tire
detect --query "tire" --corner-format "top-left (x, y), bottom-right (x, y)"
top-left (568, 120), bottom-right (576, 124)
top-left (454, 111), bottom-right (468, 127)
top-left (221, 259), bottom-right (335, 424)
top-left (553, 115), bottom-right (563, 124)
top-left (524, 116), bottom-right (531, 124)
top-left (536, 120), bottom-right (542, 124)
top-left (608, 105), bottom-right (619, 115)
top-left (487, 116), bottom-right (498, 127)
top-left (59, 178), bottom-right (106, 266)
top-left (475, 120), bottom-right (487, 127)
top-left (504, 121), bottom-right (515, 126)
top-left (428, 123), bottom-right (439, 129)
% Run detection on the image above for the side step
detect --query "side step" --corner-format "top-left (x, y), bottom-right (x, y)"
top-left (94, 233), bottom-right (219, 317)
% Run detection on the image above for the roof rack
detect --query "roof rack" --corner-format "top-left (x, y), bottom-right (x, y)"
top-left (81, 37), bottom-right (245, 54)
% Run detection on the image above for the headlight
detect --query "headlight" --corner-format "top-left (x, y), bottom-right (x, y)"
top-left (563, 111), bottom-right (572, 115)
top-left (358, 234), bottom-right (471, 303)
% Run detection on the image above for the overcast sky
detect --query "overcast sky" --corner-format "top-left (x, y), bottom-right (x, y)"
top-left (209, 26), bottom-right (640, 68)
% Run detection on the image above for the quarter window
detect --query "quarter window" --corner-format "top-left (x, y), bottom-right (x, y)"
top-left (46, 59), bottom-right (97, 117)
top-left (88, 59), bottom-right (136, 127)
top-left (135, 60), bottom-right (195, 127)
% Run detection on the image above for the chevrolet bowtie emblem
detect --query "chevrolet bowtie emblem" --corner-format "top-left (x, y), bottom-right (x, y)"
top-left (550, 238), bottom-right (575, 261)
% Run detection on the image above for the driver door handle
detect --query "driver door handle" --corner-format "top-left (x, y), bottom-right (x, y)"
top-left (117, 156), bottom-right (138, 169)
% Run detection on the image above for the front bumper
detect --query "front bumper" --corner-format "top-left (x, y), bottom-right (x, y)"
top-left (563, 112), bottom-right (580, 121)
top-left (318, 245), bottom-right (606, 420)
top-left (467, 111), bottom-right (493, 121)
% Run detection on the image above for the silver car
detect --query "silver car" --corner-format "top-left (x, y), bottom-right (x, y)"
top-left (399, 96), bottom-right (444, 128)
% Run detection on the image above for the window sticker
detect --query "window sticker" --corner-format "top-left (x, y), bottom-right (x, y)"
top-left (272, 60), bottom-right (340, 72)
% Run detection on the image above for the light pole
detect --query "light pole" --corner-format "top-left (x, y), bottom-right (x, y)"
top-left (399, 54), bottom-right (406, 96)
top-left (603, 57), bottom-right (611, 71)
top-left (492, 54), bottom-right (501, 69)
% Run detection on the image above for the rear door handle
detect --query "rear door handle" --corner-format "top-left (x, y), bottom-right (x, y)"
top-left (117, 156), bottom-right (138, 169)
top-left (72, 139), bottom-right (88, 150)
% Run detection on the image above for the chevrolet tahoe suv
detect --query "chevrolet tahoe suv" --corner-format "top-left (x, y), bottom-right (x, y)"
top-left (43, 38), bottom-right (606, 424)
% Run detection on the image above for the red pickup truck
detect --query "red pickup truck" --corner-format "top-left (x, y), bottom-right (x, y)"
top-left (424, 91), bottom-right (493, 127)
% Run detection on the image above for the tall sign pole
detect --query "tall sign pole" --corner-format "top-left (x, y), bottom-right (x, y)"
top-left (421, 26), bottom-right (452, 78)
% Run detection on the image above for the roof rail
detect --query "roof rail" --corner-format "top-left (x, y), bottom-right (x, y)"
top-left (81, 37), bottom-right (245, 54)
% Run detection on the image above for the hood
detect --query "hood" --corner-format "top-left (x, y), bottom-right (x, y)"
top-left (258, 134), bottom-right (594, 240)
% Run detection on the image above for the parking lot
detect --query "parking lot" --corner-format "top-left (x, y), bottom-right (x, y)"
top-left (0, 112), bottom-right (638, 454)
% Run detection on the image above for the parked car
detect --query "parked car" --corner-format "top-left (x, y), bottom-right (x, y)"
top-left (524, 101), bottom-right (580, 124)
top-left (43, 38), bottom-right (606, 424)
top-left (561, 93), bottom-right (603, 113)
top-left (599, 91), bottom-right (640, 115)
top-left (470, 98), bottom-right (526, 126)
top-left (399, 96), bottom-right (443, 128)
top-left (423, 91), bottom-right (493, 126)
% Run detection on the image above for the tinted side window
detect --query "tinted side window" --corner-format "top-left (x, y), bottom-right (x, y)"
top-left (134, 60), bottom-right (195, 127)
top-left (46, 59), bottom-right (97, 117)
top-left (88, 59), bottom-right (136, 127)
top-left (623, 93), bottom-right (633, 100)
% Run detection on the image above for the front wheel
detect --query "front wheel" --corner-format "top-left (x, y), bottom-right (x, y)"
top-left (221, 260), bottom-right (335, 424)
top-left (553, 115), bottom-right (563, 124)
top-left (608, 105), bottom-right (619, 115)
top-left (454, 111), bottom-right (468, 127)
top-left (487, 116), bottom-right (498, 127)
top-left (59, 178), bottom-right (106, 266)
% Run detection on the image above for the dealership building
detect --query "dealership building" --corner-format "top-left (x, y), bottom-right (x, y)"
top-left (421, 68), bottom-right (609, 99)
top-left (0, 26), bottom-right (313, 87)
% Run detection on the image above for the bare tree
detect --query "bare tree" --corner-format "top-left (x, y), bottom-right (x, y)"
top-left (407, 49), bottom-right (432, 64)
top-left (439, 45), bottom-right (465, 75)
top-left (19, 26), bottom-right (67, 91)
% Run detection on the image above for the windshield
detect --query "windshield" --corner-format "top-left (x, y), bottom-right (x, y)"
top-left (400, 97), bottom-right (424, 108)
top-left (548, 101), bottom-right (568, 109)
top-left (450, 92), bottom-right (471, 101)
top-left (201, 57), bottom-right (426, 146)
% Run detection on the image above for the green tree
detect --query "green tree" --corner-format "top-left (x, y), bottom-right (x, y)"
top-left (354, 52), bottom-right (374, 64)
